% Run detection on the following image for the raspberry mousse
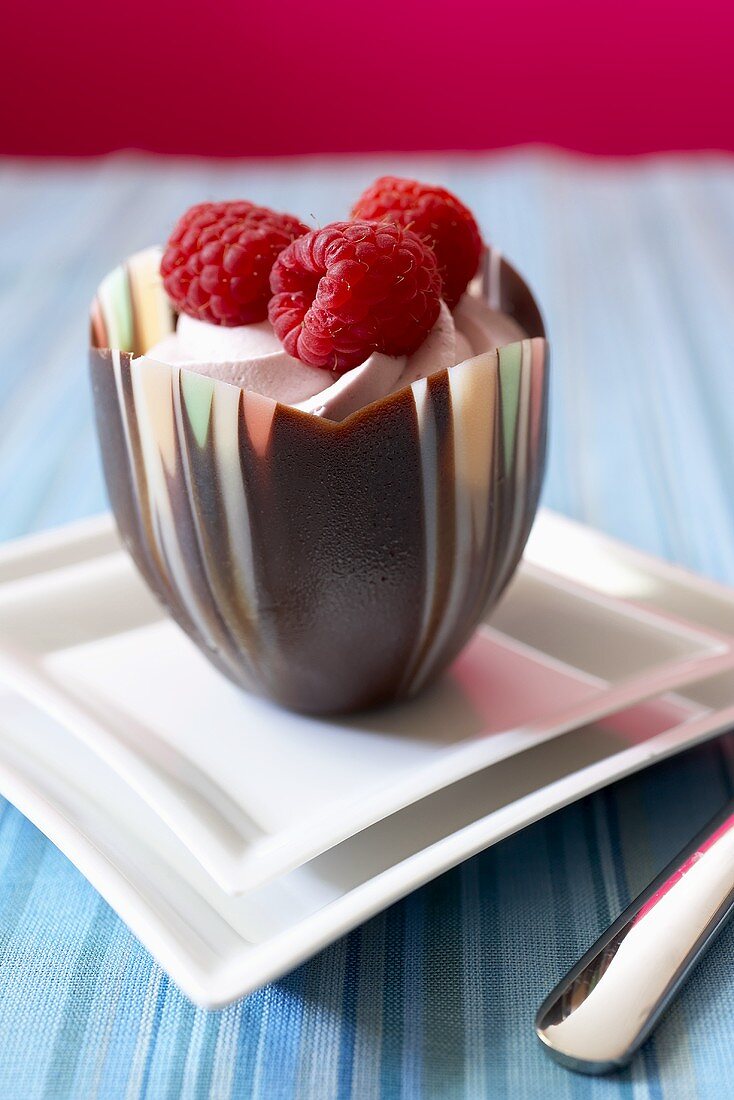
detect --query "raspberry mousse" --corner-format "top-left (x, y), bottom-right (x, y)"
top-left (148, 182), bottom-right (527, 422)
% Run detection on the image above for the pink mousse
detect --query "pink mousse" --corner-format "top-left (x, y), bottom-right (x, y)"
top-left (147, 288), bottom-right (526, 422)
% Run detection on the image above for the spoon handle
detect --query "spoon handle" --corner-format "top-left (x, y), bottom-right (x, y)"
top-left (535, 801), bottom-right (734, 1074)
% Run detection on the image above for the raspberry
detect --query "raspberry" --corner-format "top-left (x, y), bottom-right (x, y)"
top-left (161, 201), bottom-right (309, 326)
top-left (351, 177), bottom-right (483, 308)
top-left (268, 221), bottom-right (441, 373)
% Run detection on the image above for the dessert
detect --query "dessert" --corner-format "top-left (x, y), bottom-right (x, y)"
top-left (90, 177), bottom-right (549, 714)
top-left (147, 189), bottom-right (527, 423)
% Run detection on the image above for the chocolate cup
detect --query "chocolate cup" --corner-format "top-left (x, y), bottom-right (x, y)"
top-left (89, 247), bottom-right (549, 714)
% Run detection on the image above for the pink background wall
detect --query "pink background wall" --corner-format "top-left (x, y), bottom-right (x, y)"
top-left (3, 0), bottom-right (732, 157)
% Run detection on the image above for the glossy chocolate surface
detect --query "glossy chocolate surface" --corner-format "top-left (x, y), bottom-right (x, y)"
top-left (90, 247), bottom-right (549, 713)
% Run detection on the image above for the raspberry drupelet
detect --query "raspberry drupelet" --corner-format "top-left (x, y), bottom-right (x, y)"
top-left (161, 200), bottom-right (308, 326)
top-left (268, 220), bottom-right (442, 373)
top-left (352, 177), bottom-right (483, 308)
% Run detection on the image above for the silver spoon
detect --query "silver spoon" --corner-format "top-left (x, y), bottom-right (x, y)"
top-left (535, 800), bottom-right (734, 1074)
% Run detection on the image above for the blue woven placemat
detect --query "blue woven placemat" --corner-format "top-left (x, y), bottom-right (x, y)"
top-left (0, 152), bottom-right (732, 1099)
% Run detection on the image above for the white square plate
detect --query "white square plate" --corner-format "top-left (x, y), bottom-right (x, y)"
top-left (0, 677), bottom-right (731, 1008)
top-left (0, 513), bottom-right (731, 893)
top-left (0, 511), bottom-right (733, 1005)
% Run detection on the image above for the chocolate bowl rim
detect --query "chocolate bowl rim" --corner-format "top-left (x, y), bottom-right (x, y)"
top-left (89, 245), bottom-right (549, 432)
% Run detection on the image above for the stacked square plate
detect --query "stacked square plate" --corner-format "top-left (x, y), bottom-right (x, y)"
top-left (0, 510), bottom-right (733, 1006)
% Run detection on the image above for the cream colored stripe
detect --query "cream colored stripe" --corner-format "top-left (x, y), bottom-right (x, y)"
top-left (97, 266), bottom-right (132, 352)
top-left (399, 378), bottom-right (438, 693)
top-left (213, 383), bottom-right (257, 622)
top-left (495, 339), bottom-right (533, 589)
top-left (128, 356), bottom-right (171, 568)
top-left (130, 356), bottom-right (219, 650)
top-left (172, 372), bottom-right (241, 673)
top-left (451, 352), bottom-right (497, 547)
top-left (410, 356), bottom-right (494, 694)
top-left (112, 349), bottom-right (136, 469)
top-left (175, 376), bottom-right (260, 681)
top-left (128, 246), bottom-right (173, 352)
top-left (113, 349), bottom-right (169, 586)
top-left (134, 355), bottom-right (178, 479)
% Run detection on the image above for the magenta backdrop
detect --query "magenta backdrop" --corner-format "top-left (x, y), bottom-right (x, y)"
top-left (3, 0), bottom-right (732, 156)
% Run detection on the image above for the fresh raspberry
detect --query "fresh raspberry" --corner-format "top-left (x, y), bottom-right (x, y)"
top-left (161, 201), bottom-right (309, 326)
top-left (351, 177), bottom-right (483, 308)
top-left (268, 221), bottom-right (441, 373)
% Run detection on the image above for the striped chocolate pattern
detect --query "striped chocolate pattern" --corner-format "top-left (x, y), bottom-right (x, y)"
top-left (90, 247), bottom-right (549, 714)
